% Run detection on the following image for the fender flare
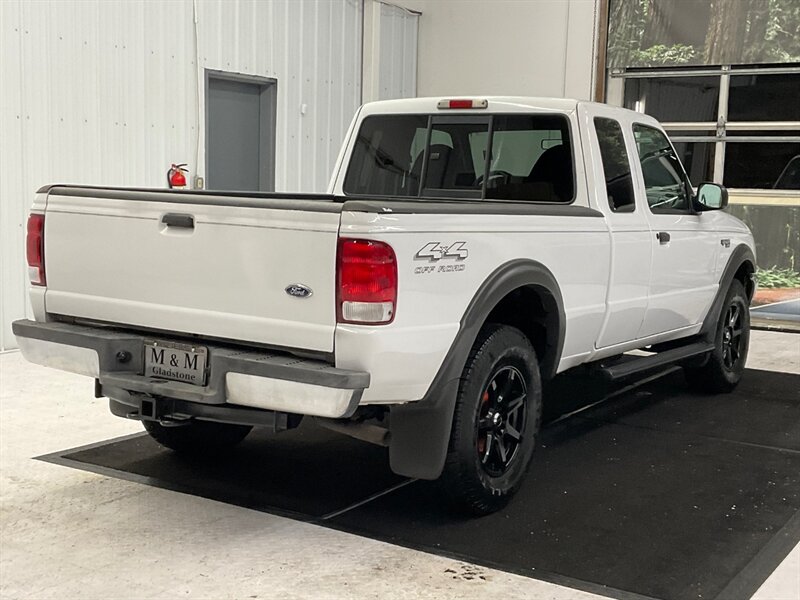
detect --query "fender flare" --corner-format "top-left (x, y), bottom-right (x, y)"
top-left (700, 244), bottom-right (756, 340)
top-left (389, 259), bottom-right (566, 480)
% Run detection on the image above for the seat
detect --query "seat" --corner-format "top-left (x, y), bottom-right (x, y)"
top-left (410, 144), bottom-right (452, 190)
top-left (525, 144), bottom-right (574, 202)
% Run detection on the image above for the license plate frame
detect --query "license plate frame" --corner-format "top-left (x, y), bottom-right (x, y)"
top-left (143, 340), bottom-right (208, 386)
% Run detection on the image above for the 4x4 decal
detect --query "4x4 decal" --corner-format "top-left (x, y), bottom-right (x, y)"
top-left (414, 242), bottom-right (468, 274)
top-left (415, 242), bottom-right (469, 262)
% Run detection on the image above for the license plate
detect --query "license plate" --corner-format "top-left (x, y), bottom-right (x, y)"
top-left (144, 340), bottom-right (207, 386)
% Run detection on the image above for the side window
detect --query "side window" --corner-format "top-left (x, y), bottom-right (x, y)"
top-left (484, 115), bottom-right (574, 202)
top-left (594, 117), bottom-right (635, 213)
top-left (632, 124), bottom-right (691, 213)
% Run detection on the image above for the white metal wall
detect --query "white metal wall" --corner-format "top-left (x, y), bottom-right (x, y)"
top-left (0, 0), bottom-right (363, 350)
top-left (378, 3), bottom-right (418, 100)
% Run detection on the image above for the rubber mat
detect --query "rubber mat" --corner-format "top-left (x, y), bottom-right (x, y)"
top-left (42, 368), bottom-right (800, 600)
top-left (47, 422), bottom-right (405, 520)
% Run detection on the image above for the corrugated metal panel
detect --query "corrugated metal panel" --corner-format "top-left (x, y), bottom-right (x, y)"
top-left (0, 0), bottom-right (362, 350)
top-left (378, 2), bottom-right (418, 100)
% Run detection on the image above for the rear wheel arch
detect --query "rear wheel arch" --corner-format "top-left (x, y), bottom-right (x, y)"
top-left (456, 260), bottom-right (565, 382)
top-left (388, 260), bottom-right (565, 481)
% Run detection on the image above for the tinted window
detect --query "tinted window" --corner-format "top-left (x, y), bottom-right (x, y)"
top-left (484, 115), bottom-right (574, 202)
top-left (632, 124), bottom-right (691, 213)
top-left (594, 117), bottom-right (635, 212)
top-left (422, 118), bottom-right (489, 194)
top-left (723, 141), bottom-right (800, 189)
top-left (671, 139), bottom-right (715, 185)
top-left (343, 115), bottom-right (428, 197)
top-left (344, 113), bottom-right (574, 202)
top-left (728, 74), bottom-right (800, 122)
top-left (624, 76), bottom-right (720, 122)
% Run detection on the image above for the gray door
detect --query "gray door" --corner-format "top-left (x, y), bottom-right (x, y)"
top-left (206, 74), bottom-right (276, 191)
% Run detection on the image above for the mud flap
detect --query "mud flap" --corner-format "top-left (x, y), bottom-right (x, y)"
top-left (389, 378), bottom-right (459, 480)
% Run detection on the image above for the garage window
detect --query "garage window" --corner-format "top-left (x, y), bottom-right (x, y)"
top-left (619, 66), bottom-right (800, 190)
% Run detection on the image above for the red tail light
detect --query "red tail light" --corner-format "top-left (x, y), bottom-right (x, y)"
top-left (26, 213), bottom-right (46, 286)
top-left (337, 238), bottom-right (397, 324)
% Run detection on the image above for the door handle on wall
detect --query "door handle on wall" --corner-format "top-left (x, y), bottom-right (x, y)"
top-left (656, 231), bottom-right (671, 244)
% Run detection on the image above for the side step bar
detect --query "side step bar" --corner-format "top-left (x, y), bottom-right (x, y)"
top-left (599, 341), bottom-right (715, 381)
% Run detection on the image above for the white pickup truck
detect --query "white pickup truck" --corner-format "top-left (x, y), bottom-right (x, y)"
top-left (15, 97), bottom-right (756, 514)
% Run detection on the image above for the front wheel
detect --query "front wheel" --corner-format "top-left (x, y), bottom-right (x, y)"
top-left (440, 324), bottom-right (542, 515)
top-left (684, 279), bottom-right (750, 393)
top-left (143, 419), bottom-right (252, 455)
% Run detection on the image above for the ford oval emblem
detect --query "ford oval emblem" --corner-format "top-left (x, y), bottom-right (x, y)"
top-left (285, 284), bottom-right (313, 299)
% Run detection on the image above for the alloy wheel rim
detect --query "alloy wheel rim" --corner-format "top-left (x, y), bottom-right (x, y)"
top-left (722, 302), bottom-right (744, 370)
top-left (476, 365), bottom-right (527, 476)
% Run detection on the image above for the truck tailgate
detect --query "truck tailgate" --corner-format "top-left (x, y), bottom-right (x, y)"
top-left (42, 188), bottom-right (342, 353)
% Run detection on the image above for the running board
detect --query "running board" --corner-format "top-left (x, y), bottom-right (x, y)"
top-left (599, 341), bottom-right (715, 381)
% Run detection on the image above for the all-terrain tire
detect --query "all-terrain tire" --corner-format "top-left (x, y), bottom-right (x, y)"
top-left (440, 324), bottom-right (542, 516)
top-left (684, 279), bottom-right (750, 393)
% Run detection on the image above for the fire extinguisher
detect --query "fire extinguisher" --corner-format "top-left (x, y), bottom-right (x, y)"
top-left (167, 163), bottom-right (188, 189)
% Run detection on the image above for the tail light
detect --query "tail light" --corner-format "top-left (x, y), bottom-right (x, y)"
top-left (26, 213), bottom-right (46, 286)
top-left (337, 238), bottom-right (397, 324)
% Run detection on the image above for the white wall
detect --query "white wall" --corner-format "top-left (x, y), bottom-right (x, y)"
top-left (396, 0), bottom-right (598, 100)
top-left (363, 0), bottom-right (420, 102)
top-left (0, 0), bottom-right (363, 350)
top-left (378, 2), bottom-right (420, 100)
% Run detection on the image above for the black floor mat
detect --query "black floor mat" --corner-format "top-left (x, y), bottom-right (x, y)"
top-left (41, 368), bottom-right (800, 600)
top-left (53, 423), bottom-right (405, 520)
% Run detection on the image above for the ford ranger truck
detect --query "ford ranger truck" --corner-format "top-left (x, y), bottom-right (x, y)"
top-left (14, 97), bottom-right (756, 514)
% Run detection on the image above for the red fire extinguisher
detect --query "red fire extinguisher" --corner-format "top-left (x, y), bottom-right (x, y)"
top-left (167, 163), bottom-right (188, 189)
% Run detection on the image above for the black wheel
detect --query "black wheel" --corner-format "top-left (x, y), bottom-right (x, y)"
top-left (143, 419), bottom-right (252, 454)
top-left (685, 279), bottom-right (750, 393)
top-left (440, 324), bottom-right (542, 515)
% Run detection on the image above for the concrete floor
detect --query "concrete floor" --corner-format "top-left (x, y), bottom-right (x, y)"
top-left (1, 330), bottom-right (798, 600)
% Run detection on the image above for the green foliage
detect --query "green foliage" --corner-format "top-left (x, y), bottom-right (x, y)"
top-left (756, 266), bottom-right (800, 289)
top-left (632, 44), bottom-right (697, 66)
top-left (761, 0), bottom-right (800, 62)
top-left (607, 0), bottom-right (800, 68)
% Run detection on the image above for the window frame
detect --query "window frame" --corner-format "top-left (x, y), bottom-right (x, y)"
top-left (611, 64), bottom-right (800, 190)
top-left (632, 122), bottom-right (695, 215)
top-left (342, 112), bottom-right (578, 204)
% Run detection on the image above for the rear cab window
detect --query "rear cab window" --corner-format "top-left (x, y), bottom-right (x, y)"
top-left (343, 113), bottom-right (575, 203)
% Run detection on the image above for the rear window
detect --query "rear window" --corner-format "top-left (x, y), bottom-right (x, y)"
top-left (343, 113), bottom-right (574, 202)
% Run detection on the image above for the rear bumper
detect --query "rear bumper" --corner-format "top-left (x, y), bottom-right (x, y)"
top-left (12, 319), bottom-right (369, 419)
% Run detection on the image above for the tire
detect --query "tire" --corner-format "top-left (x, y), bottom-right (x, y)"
top-left (143, 419), bottom-right (252, 454)
top-left (440, 324), bottom-right (542, 515)
top-left (684, 279), bottom-right (750, 393)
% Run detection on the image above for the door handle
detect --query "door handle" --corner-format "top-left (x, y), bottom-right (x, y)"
top-left (656, 231), bottom-right (671, 244)
top-left (161, 213), bottom-right (195, 229)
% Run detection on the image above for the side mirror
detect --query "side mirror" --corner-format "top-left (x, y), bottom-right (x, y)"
top-left (694, 182), bottom-right (728, 211)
